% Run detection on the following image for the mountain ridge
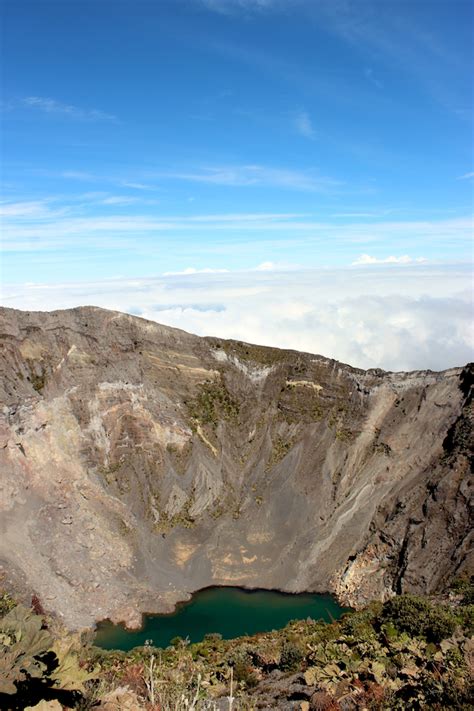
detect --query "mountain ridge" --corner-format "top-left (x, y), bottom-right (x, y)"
top-left (0, 304), bottom-right (463, 377)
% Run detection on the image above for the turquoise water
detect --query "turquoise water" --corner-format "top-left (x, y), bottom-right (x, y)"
top-left (94, 587), bottom-right (347, 651)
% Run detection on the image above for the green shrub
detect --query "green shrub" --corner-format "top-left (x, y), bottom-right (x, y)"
top-left (380, 595), bottom-right (456, 643)
top-left (170, 636), bottom-right (184, 648)
top-left (280, 641), bottom-right (304, 671)
top-left (450, 575), bottom-right (474, 605)
top-left (228, 647), bottom-right (259, 687)
top-left (423, 672), bottom-right (474, 710)
top-left (340, 607), bottom-right (378, 642)
top-left (233, 658), bottom-right (259, 687)
top-left (457, 604), bottom-right (474, 636)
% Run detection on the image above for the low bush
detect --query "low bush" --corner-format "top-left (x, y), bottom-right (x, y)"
top-left (380, 594), bottom-right (457, 643)
top-left (279, 640), bottom-right (304, 670)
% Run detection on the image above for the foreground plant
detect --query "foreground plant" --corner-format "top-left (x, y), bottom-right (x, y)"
top-left (0, 604), bottom-right (97, 708)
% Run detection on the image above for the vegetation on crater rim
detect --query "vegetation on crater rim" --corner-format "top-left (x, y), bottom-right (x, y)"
top-left (0, 577), bottom-right (472, 710)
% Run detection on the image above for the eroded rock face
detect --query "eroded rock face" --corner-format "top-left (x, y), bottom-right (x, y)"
top-left (0, 306), bottom-right (472, 629)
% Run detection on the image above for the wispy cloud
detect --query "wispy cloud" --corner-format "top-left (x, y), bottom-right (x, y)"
top-left (0, 199), bottom-right (69, 220)
top-left (56, 163), bottom-right (342, 193)
top-left (1, 199), bottom-right (472, 257)
top-left (184, 212), bottom-right (306, 222)
top-left (38, 171), bottom-right (157, 192)
top-left (200, 0), bottom-right (276, 15)
top-left (21, 96), bottom-right (117, 122)
top-left (162, 164), bottom-right (341, 192)
top-left (0, 200), bottom-right (52, 217)
top-left (61, 170), bottom-right (98, 181)
top-left (253, 261), bottom-right (300, 271)
top-left (352, 254), bottom-right (427, 266)
top-left (457, 172), bottom-right (474, 180)
top-left (294, 110), bottom-right (316, 139)
top-left (211, 39), bottom-right (350, 108)
top-left (163, 267), bottom-right (230, 275)
top-left (72, 192), bottom-right (159, 208)
top-left (364, 68), bottom-right (383, 90)
top-left (99, 196), bottom-right (142, 206)
top-left (333, 212), bottom-right (381, 218)
top-left (121, 182), bottom-right (155, 191)
top-left (311, 0), bottom-right (467, 113)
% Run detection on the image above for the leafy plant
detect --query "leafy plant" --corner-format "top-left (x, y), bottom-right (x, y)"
top-left (0, 605), bottom-right (53, 694)
top-left (0, 604), bottom-right (97, 706)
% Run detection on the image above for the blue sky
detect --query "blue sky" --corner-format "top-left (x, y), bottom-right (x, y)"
top-left (1, 0), bottom-right (473, 369)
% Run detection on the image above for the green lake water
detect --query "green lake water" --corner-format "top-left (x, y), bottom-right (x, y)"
top-left (94, 587), bottom-right (347, 651)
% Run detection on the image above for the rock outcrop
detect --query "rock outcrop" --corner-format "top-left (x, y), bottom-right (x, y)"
top-left (0, 306), bottom-right (472, 629)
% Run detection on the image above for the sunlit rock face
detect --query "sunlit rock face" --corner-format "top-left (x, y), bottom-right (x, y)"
top-left (0, 306), bottom-right (472, 629)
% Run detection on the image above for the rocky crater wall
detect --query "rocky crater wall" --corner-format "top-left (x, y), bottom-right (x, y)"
top-left (0, 306), bottom-right (472, 629)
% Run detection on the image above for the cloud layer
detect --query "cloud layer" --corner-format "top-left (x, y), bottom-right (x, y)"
top-left (352, 254), bottom-right (427, 265)
top-left (3, 265), bottom-right (472, 372)
top-left (2, 196), bottom-right (471, 261)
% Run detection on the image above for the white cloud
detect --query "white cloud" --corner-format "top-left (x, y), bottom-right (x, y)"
top-left (121, 182), bottom-right (155, 190)
top-left (99, 196), bottom-right (141, 206)
top-left (162, 267), bottom-right (230, 276)
top-left (184, 212), bottom-right (306, 222)
top-left (332, 212), bottom-right (380, 218)
top-left (41, 171), bottom-right (158, 191)
top-left (254, 261), bottom-right (279, 271)
top-left (61, 171), bottom-right (97, 181)
top-left (200, 0), bottom-right (275, 15)
top-left (0, 199), bottom-right (70, 221)
top-left (457, 171), bottom-right (474, 180)
top-left (352, 254), bottom-right (427, 265)
top-left (53, 162), bottom-right (338, 192)
top-left (294, 110), bottom-right (315, 139)
top-left (1, 205), bottom-right (472, 255)
top-left (0, 200), bottom-right (52, 217)
top-left (253, 261), bottom-right (299, 271)
top-left (3, 265), bottom-right (472, 372)
top-left (162, 164), bottom-right (340, 192)
top-left (21, 96), bottom-right (117, 122)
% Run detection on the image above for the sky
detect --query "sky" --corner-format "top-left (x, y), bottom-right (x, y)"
top-left (1, 0), bottom-right (473, 370)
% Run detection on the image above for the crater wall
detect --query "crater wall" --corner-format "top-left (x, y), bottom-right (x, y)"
top-left (0, 306), bottom-right (471, 629)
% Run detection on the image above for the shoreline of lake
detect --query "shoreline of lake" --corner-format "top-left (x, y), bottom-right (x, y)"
top-left (94, 586), bottom-right (349, 652)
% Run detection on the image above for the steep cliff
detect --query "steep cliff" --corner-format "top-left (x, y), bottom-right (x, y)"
top-left (0, 306), bottom-right (472, 629)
